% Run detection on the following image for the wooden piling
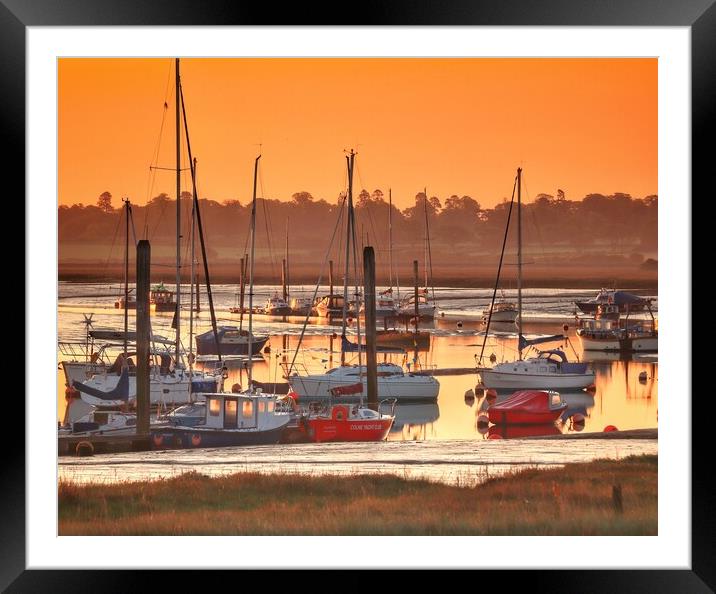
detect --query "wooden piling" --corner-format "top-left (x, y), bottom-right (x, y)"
top-left (363, 246), bottom-right (378, 410)
top-left (282, 258), bottom-right (288, 302)
top-left (195, 269), bottom-right (201, 312)
top-left (238, 256), bottom-right (246, 330)
top-left (413, 259), bottom-right (419, 333)
top-left (136, 240), bottom-right (151, 435)
top-left (329, 259), bottom-right (334, 297)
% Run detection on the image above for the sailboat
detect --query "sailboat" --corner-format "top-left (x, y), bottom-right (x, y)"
top-left (70, 59), bottom-right (222, 410)
top-left (359, 189), bottom-right (399, 320)
top-left (398, 189), bottom-right (437, 320)
top-left (152, 154), bottom-right (292, 449)
top-left (478, 168), bottom-right (595, 390)
top-left (287, 151), bottom-right (439, 403)
top-left (481, 290), bottom-right (518, 323)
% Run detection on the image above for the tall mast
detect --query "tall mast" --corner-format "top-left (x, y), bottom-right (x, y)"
top-left (248, 155), bottom-right (261, 387)
top-left (423, 188), bottom-right (428, 288)
top-left (388, 188), bottom-right (393, 290)
top-left (341, 150), bottom-right (355, 342)
top-left (174, 57), bottom-right (181, 364)
top-left (517, 167), bottom-right (523, 360)
top-left (188, 171), bottom-right (196, 375)
top-left (285, 217), bottom-right (290, 301)
top-left (123, 198), bottom-right (130, 359)
top-left (180, 84), bottom-right (221, 361)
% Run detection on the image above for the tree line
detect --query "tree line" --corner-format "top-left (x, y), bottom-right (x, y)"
top-left (59, 189), bottom-right (657, 270)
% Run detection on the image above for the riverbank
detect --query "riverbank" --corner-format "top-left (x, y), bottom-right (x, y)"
top-left (58, 261), bottom-right (658, 289)
top-left (58, 454), bottom-right (657, 536)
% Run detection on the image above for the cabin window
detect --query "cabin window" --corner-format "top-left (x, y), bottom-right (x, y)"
top-left (550, 393), bottom-right (561, 407)
top-left (540, 367), bottom-right (547, 372)
top-left (243, 401), bottom-right (254, 418)
top-left (258, 401), bottom-right (266, 413)
top-left (224, 399), bottom-right (238, 428)
top-left (268, 401), bottom-right (275, 412)
top-left (209, 398), bottom-right (221, 416)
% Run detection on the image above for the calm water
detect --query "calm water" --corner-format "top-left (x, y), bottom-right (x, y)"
top-left (57, 283), bottom-right (657, 485)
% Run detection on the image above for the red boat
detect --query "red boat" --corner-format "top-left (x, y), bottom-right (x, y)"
top-left (300, 403), bottom-right (395, 443)
top-left (488, 390), bottom-right (567, 425)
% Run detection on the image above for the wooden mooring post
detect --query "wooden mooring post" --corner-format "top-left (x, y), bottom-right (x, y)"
top-left (136, 239), bottom-right (151, 436)
top-left (363, 246), bottom-right (378, 410)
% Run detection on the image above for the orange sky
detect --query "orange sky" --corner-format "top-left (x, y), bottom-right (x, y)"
top-left (58, 58), bottom-right (657, 209)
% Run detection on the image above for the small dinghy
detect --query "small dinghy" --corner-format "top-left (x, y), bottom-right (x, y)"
top-left (488, 390), bottom-right (567, 425)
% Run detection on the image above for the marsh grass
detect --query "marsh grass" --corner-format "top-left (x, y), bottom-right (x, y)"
top-left (58, 455), bottom-right (657, 536)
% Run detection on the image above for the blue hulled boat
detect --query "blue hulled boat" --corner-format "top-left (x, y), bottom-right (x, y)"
top-left (151, 392), bottom-right (291, 449)
top-left (195, 326), bottom-right (269, 356)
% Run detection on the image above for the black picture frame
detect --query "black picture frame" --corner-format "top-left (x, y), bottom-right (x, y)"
top-left (6, 0), bottom-right (706, 588)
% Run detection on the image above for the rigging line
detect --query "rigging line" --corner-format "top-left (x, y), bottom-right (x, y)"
top-left (478, 175), bottom-right (518, 366)
top-left (520, 172), bottom-right (548, 265)
top-left (258, 166), bottom-right (277, 284)
top-left (423, 192), bottom-right (437, 305)
top-left (128, 204), bottom-right (139, 248)
top-left (101, 210), bottom-right (123, 278)
top-left (143, 61), bottom-right (173, 237)
top-left (286, 193), bottom-right (348, 376)
top-left (354, 160), bottom-right (385, 271)
top-left (349, 183), bottom-right (364, 373)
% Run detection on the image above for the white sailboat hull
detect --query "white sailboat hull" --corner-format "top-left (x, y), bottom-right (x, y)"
top-left (577, 334), bottom-right (658, 352)
top-left (482, 310), bottom-right (518, 323)
top-left (72, 373), bottom-right (199, 405)
top-left (289, 375), bottom-right (440, 401)
top-left (398, 304), bottom-right (436, 320)
top-left (479, 368), bottom-right (596, 390)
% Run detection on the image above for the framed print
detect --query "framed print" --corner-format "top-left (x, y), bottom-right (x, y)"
top-left (8, 0), bottom-right (709, 589)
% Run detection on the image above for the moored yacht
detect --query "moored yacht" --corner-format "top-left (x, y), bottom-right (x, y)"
top-left (287, 362), bottom-right (440, 401)
top-left (195, 325), bottom-right (268, 356)
top-left (263, 293), bottom-right (292, 316)
top-left (482, 299), bottom-right (518, 323)
top-left (477, 168), bottom-right (595, 391)
top-left (398, 291), bottom-right (436, 320)
top-left (479, 349), bottom-right (595, 390)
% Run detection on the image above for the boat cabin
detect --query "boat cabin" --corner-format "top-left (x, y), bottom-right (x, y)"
top-left (202, 392), bottom-right (282, 430)
top-left (150, 282), bottom-right (175, 305)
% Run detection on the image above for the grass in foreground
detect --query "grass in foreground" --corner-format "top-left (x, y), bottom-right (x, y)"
top-left (58, 455), bottom-right (657, 536)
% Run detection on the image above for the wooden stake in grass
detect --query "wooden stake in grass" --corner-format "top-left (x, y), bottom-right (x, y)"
top-left (612, 484), bottom-right (624, 515)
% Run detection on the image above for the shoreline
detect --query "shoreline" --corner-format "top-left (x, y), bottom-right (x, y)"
top-left (58, 454), bottom-right (657, 536)
top-left (58, 271), bottom-right (658, 291)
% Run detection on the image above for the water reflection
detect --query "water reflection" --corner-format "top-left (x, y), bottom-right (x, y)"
top-left (58, 305), bottom-right (657, 440)
top-left (389, 402), bottom-right (440, 436)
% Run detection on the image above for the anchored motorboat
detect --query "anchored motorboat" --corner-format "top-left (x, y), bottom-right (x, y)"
top-left (295, 400), bottom-right (395, 443)
top-left (263, 293), bottom-right (292, 316)
top-left (151, 391), bottom-right (292, 449)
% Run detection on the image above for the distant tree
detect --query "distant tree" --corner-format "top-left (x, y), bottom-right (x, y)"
top-left (223, 199), bottom-right (242, 207)
top-left (534, 193), bottom-right (554, 207)
top-left (291, 191), bottom-right (314, 206)
top-left (148, 192), bottom-right (171, 206)
top-left (356, 189), bottom-right (371, 207)
top-left (97, 191), bottom-right (113, 213)
top-left (371, 188), bottom-right (385, 202)
top-left (556, 189), bottom-right (566, 201)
